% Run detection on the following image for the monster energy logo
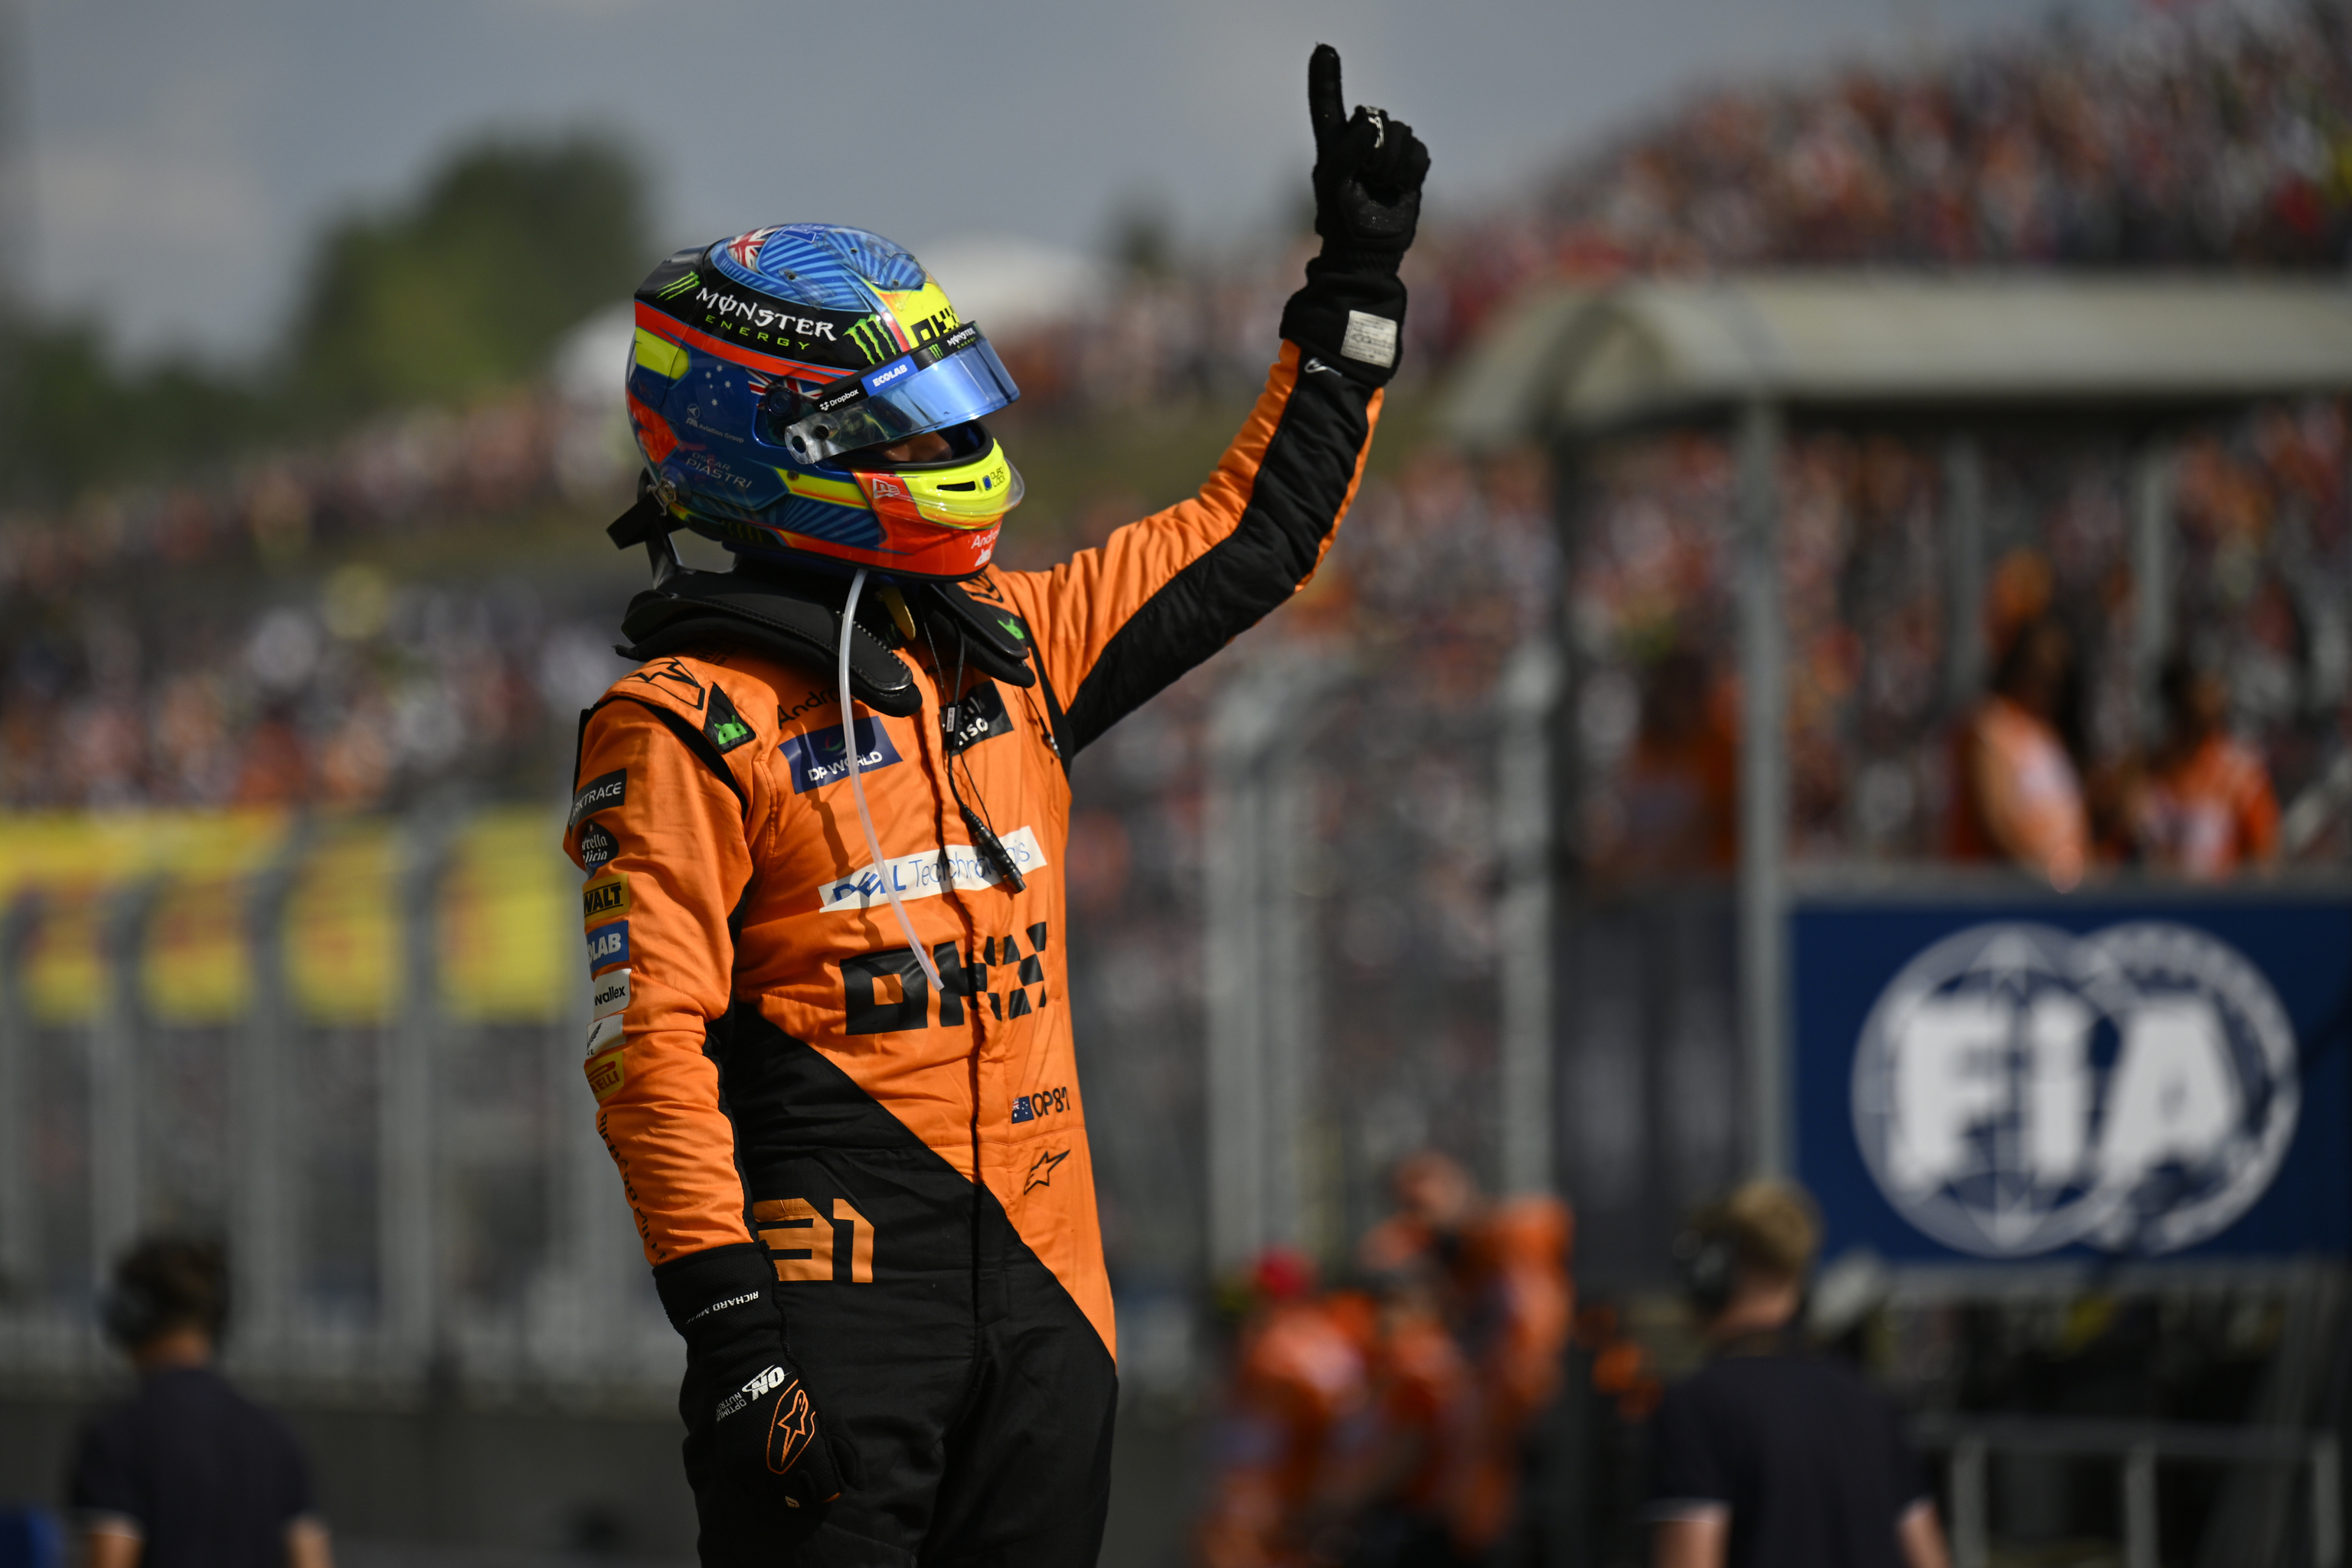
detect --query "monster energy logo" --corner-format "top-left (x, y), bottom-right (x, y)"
top-left (847, 318), bottom-right (896, 367)
top-left (655, 271), bottom-right (701, 301)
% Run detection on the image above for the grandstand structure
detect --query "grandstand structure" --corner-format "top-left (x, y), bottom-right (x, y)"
top-left (1452, 270), bottom-right (2352, 1179)
top-left (1436, 273), bottom-right (2352, 1568)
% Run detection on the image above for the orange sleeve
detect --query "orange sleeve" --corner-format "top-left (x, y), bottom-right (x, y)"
top-left (564, 671), bottom-right (765, 1266)
top-left (992, 343), bottom-right (1382, 758)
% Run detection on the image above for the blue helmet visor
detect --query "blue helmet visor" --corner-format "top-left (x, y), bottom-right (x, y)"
top-left (761, 322), bottom-right (1021, 462)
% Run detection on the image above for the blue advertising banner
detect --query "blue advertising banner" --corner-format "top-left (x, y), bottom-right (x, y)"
top-left (1791, 895), bottom-right (2352, 1263)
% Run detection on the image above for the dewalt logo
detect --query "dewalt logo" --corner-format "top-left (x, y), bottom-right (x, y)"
top-left (583, 873), bottom-right (632, 926)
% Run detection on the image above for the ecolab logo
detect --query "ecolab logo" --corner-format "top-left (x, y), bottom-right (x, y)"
top-left (1853, 922), bottom-right (2298, 1257)
top-left (868, 360), bottom-right (913, 390)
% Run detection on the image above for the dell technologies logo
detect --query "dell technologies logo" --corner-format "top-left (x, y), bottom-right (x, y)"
top-left (1852, 922), bottom-right (2297, 1258)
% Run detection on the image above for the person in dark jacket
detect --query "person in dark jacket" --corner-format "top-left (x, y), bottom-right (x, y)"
top-left (67, 1236), bottom-right (330, 1568)
top-left (1648, 1183), bottom-right (1948, 1568)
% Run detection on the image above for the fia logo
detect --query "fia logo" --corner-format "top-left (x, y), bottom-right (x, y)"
top-left (1852, 923), bottom-right (2298, 1258)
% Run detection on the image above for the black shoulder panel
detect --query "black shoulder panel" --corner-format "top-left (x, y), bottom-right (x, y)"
top-left (1060, 364), bottom-right (1374, 754)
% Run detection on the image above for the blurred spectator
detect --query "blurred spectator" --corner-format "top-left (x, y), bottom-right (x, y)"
top-left (1649, 1183), bottom-right (1945, 1568)
top-left (1357, 1154), bottom-right (1574, 1563)
top-left (67, 1236), bottom-right (332, 1568)
top-left (2130, 652), bottom-right (2280, 877)
top-left (1949, 616), bottom-right (2089, 889)
top-left (1605, 648), bottom-right (1738, 877)
top-left (1197, 1250), bottom-right (1375, 1568)
top-left (1339, 1265), bottom-right (1476, 1568)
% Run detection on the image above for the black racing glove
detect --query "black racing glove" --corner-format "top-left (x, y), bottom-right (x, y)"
top-left (1282, 43), bottom-right (1431, 387)
top-left (655, 1245), bottom-right (858, 1554)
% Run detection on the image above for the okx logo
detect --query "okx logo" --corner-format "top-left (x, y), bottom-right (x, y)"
top-left (841, 922), bottom-right (1050, 1035)
top-left (1852, 922), bottom-right (2298, 1257)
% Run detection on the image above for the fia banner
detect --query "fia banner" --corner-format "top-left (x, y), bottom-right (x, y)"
top-left (1792, 897), bottom-right (2351, 1263)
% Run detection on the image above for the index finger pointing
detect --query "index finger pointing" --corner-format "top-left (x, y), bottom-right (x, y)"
top-left (1308, 44), bottom-right (1346, 142)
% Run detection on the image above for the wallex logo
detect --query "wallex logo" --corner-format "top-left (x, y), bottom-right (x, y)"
top-left (841, 921), bottom-right (1051, 1037)
top-left (583, 873), bottom-right (631, 927)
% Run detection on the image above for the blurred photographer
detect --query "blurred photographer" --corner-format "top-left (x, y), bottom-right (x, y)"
top-left (1648, 1183), bottom-right (1946, 1568)
top-left (66, 1237), bottom-right (330, 1568)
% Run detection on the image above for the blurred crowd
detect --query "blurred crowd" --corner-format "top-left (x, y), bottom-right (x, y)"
top-left (1540, 1), bottom-right (2352, 275)
top-left (4, 2), bottom-right (2350, 850)
top-left (1195, 1155), bottom-right (1609, 1568)
top-left (1567, 401), bottom-right (2352, 882)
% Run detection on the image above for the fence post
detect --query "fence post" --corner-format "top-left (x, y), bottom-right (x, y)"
top-left (0, 900), bottom-right (32, 1321)
top-left (1206, 660), bottom-right (1340, 1276)
top-left (2122, 1444), bottom-right (2158, 1568)
top-left (1942, 435), bottom-right (1987, 712)
top-left (381, 816), bottom-right (455, 1380)
top-left (1734, 397), bottom-right (1788, 1177)
top-left (1498, 641), bottom-right (1563, 1197)
top-left (2131, 445), bottom-right (2175, 743)
top-left (2317, 1434), bottom-right (2344, 1568)
top-left (234, 838), bottom-right (305, 1375)
top-left (90, 880), bottom-right (157, 1319)
top-left (1950, 1438), bottom-right (1988, 1568)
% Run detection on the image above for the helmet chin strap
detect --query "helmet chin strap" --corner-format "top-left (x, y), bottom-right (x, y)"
top-left (841, 568), bottom-right (942, 990)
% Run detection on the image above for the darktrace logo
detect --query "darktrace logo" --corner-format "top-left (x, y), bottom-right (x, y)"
top-left (1854, 922), bottom-right (2298, 1258)
top-left (570, 769), bottom-right (626, 828)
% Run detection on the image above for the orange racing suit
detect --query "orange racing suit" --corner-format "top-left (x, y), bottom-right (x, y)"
top-left (567, 341), bottom-right (1383, 1563)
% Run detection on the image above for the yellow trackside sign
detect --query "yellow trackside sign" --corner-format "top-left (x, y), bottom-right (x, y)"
top-left (582, 872), bottom-right (632, 926)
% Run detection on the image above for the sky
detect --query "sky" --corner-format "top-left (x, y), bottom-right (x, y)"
top-left (11, 0), bottom-right (2140, 369)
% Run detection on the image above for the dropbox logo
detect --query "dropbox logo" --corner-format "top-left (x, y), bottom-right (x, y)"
top-left (1852, 922), bottom-right (2298, 1258)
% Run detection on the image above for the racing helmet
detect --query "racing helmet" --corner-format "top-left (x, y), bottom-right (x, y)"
top-left (625, 223), bottom-right (1023, 580)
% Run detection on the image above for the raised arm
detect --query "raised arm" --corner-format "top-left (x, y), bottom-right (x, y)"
top-left (994, 44), bottom-right (1429, 756)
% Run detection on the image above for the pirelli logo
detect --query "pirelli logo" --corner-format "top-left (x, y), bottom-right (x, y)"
top-left (585, 1047), bottom-right (626, 1102)
top-left (583, 872), bottom-right (632, 926)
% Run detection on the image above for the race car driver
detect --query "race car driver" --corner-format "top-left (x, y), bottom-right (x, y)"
top-left (564, 46), bottom-right (1429, 1566)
